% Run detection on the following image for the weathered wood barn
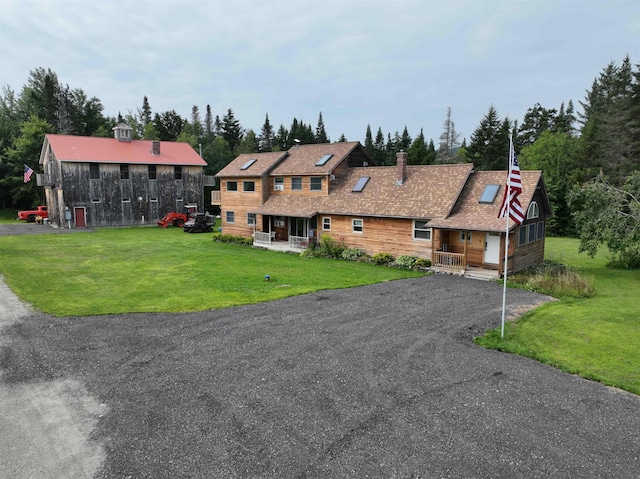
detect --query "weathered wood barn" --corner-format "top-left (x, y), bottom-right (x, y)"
top-left (38, 123), bottom-right (208, 228)
top-left (215, 142), bottom-right (551, 276)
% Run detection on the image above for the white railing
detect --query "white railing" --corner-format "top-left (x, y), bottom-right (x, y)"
top-left (254, 231), bottom-right (273, 245)
top-left (289, 235), bottom-right (309, 250)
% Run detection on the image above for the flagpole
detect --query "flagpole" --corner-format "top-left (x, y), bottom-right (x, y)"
top-left (500, 134), bottom-right (513, 338)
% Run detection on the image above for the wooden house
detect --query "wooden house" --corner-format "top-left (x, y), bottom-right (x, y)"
top-left (215, 142), bottom-right (551, 276)
top-left (38, 123), bottom-right (208, 228)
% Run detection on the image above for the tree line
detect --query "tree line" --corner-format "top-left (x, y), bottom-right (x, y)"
top-left (1, 58), bottom-right (638, 265)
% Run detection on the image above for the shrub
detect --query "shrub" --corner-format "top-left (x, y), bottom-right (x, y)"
top-left (212, 233), bottom-right (254, 246)
top-left (341, 248), bottom-right (366, 261)
top-left (316, 234), bottom-right (347, 258)
top-left (414, 258), bottom-right (432, 268)
top-left (372, 252), bottom-right (394, 265)
top-left (393, 255), bottom-right (418, 268)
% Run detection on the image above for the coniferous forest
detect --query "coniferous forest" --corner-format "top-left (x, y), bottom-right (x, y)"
top-left (1, 57), bottom-right (638, 265)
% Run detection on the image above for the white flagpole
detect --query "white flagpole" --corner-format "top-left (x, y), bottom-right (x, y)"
top-left (500, 133), bottom-right (514, 338)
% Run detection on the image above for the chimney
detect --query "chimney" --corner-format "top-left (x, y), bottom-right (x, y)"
top-left (152, 141), bottom-right (161, 156)
top-left (396, 150), bottom-right (407, 185)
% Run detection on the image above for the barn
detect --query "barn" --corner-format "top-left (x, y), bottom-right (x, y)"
top-left (38, 123), bottom-right (208, 228)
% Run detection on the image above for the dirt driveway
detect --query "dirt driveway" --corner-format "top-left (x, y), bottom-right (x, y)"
top-left (1, 271), bottom-right (639, 478)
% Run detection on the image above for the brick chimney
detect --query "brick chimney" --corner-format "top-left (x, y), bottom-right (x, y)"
top-left (396, 150), bottom-right (407, 185)
top-left (152, 141), bottom-right (161, 156)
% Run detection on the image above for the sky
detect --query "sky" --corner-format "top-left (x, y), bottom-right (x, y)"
top-left (1, 0), bottom-right (639, 146)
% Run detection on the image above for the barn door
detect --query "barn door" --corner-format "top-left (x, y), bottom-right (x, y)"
top-left (74, 207), bottom-right (86, 228)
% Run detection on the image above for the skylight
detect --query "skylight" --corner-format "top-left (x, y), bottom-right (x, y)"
top-left (352, 176), bottom-right (370, 193)
top-left (315, 154), bottom-right (333, 166)
top-left (479, 184), bottom-right (500, 203)
top-left (240, 159), bottom-right (257, 170)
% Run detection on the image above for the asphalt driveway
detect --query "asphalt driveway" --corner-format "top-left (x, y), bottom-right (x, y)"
top-left (1, 271), bottom-right (639, 478)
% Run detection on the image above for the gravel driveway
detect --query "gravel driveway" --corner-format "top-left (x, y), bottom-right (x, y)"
top-left (0, 245), bottom-right (639, 477)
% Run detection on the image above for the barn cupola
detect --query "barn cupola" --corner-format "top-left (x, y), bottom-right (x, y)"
top-left (112, 122), bottom-right (133, 143)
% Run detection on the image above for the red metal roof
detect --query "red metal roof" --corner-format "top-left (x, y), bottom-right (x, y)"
top-left (44, 134), bottom-right (207, 166)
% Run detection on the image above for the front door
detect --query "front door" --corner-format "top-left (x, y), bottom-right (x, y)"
top-left (484, 233), bottom-right (500, 264)
top-left (74, 207), bottom-right (86, 228)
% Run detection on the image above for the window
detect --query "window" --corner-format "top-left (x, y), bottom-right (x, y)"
top-left (241, 159), bottom-right (257, 170)
top-left (226, 211), bottom-right (235, 223)
top-left (528, 224), bottom-right (536, 243)
top-left (92, 198), bottom-right (100, 204)
top-left (527, 201), bottom-right (539, 219)
top-left (537, 221), bottom-right (544, 241)
top-left (243, 181), bottom-right (255, 192)
top-left (479, 184), bottom-right (500, 203)
top-left (247, 213), bottom-right (256, 226)
top-left (274, 177), bottom-right (284, 191)
top-left (352, 176), bottom-right (370, 192)
top-left (122, 198), bottom-right (131, 203)
top-left (90, 163), bottom-right (100, 180)
top-left (120, 164), bottom-right (129, 180)
top-left (310, 177), bottom-right (322, 191)
top-left (148, 165), bottom-right (157, 180)
top-left (459, 231), bottom-right (472, 243)
top-left (352, 218), bottom-right (363, 233)
top-left (226, 181), bottom-right (238, 191)
top-left (413, 220), bottom-right (432, 240)
top-left (291, 177), bottom-right (302, 191)
top-left (174, 166), bottom-right (182, 180)
top-left (150, 197), bottom-right (158, 203)
top-left (519, 226), bottom-right (527, 246)
top-left (315, 154), bottom-right (333, 166)
top-left (322, 217), bottom-right (331, 231)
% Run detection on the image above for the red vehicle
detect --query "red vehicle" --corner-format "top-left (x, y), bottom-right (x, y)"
top-left (17, 205), bottom-right (48, 222)
top-left (157, 204), bottom-right (199, 228)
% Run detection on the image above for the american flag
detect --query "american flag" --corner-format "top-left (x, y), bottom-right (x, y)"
top-left (498, 138), bottom-right (524, 225)
top-left (23, 164), bottom-right (34, 183)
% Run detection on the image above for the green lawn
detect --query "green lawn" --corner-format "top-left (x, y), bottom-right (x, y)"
top-left (477, 237), bottom-right (640, 395)
top-left (0, 226), bottom-right (423, 316)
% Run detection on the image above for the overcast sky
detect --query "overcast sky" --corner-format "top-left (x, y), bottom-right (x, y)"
top-left (1, 0), bottom-right (638, 145)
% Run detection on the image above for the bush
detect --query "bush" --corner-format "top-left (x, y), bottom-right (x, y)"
top-left (372, 252), bottom-right (394, 265)
top-left (341, 248), bottom-right (366, 261)
top-left (393, 255), bottom-right (418, 268)
top-left (315, 234), bottom-right (346, 258)
top-left (212, 233), bottom-right (254, 246)
top-left (414, 258), bottom-right (432, 268)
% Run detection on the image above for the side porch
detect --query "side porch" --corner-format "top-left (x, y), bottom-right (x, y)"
top-left (252, 214), bottom-right (315, 253)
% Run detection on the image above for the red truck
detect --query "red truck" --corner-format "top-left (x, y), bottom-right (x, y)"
top-left (17, 205), bottom-right (48, 222)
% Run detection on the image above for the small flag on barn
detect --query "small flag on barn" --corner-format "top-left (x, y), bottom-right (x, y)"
top-left (23, 164), bottom-right (34, 183)
top-left (498, 139), bottom-right (524, 225)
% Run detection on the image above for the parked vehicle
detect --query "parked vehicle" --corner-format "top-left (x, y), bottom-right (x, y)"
top-left (17, 205), bottom-right (48, 222)
top-left (183, 213), bottom-right (214, 233)
top-left (157, 204), bottom-right (199, 228)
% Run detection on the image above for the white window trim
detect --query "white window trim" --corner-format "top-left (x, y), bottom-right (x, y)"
top-left (527, 201), bottom-right (539, 219)
top-left (322, 217), bottom-right (331, 231)
top-left (413, 220), bottom-right (432, 241)
top-left (247, 213), bottom-right (255, 226)
top-left (352, 218), bottom-right (363, 234)
top-left (458, 231), bottom-right (472, 243)
top-left (226, 211), bottom-right (235, 224)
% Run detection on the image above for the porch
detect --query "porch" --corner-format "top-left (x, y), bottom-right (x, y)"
top-left (253, 231), bottom-right (309, 253)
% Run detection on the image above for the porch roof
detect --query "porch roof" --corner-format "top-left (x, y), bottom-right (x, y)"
top-left (427, 170), bottom-right (545, 232)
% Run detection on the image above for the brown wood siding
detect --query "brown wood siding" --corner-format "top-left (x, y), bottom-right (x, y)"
top-left (220, 177), bottom-right (263, 236)
top-left (320, 216), bottom-right (433, 259)
top-left (269, 175), bottom-right (329, 195)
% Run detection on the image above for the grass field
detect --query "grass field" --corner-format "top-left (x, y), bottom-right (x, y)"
top-left (477, 237), bottom-right (640, 395)
top-left (0, 226), bottom-right (423, 316)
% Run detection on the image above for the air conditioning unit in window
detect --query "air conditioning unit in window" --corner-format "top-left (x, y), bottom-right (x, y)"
top-left (274, 184), bottom-right (284, 191)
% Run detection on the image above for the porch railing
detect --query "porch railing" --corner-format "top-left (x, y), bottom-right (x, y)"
top-left (254, 231), bottom-right (274, 245)
top-left (289, 235), bottom-right (309, 250)
top-left (433, 251), bottom-right (466, 270)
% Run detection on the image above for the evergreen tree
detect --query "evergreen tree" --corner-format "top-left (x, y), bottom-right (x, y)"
top-left (189, 105), bottom-right (203, 140)
top-left (139, 96), bottom-right (152, 126)
top-left (204, 105), bottom-right (213, 139)
top-left (407, 128), bottom-right (428, 165)
top-left (364, 124), bottom-right (374, 157)
top-left (337, 133), bottom-right (347, 142)
top-left (373, 127), bottom-right (386, 166)
top-left (315, 111), bottom-right (329, 143)
top-left (153, 110), bottom-right (185, 141)
top-left (236, 129), bottom-right (260, 154)
top-left (426, 139), bottom-right (437, 165)
top-left (399, 126), bottom-right (412, 151)
top-left (221, 108), bottom-right (242, 152)
top-left (516, 103), bottom-right (557, 148)
top-left (273, 124), bottom-right (289, 151)
top-left (259, 113), bottom-right (274, 152)
top-left (466, 105), bottom-right (510, 170)
top-left (213, 115), bottom-right (222, 136)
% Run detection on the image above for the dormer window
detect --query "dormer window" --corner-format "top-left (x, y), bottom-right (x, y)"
top-left (527, 201), bottom-right (539, 219)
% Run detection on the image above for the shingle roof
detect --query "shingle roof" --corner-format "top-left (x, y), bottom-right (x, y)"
top-left (270, 142), bottom-right (365, 176)
top-left (216, 151), bottom-right (289, 178)
top-left (427, 170), bottom-right (544, 232)
top-left (44, 134), bottom-right (207, 166)
top-left (252, 163), bottom-right (474, 219)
